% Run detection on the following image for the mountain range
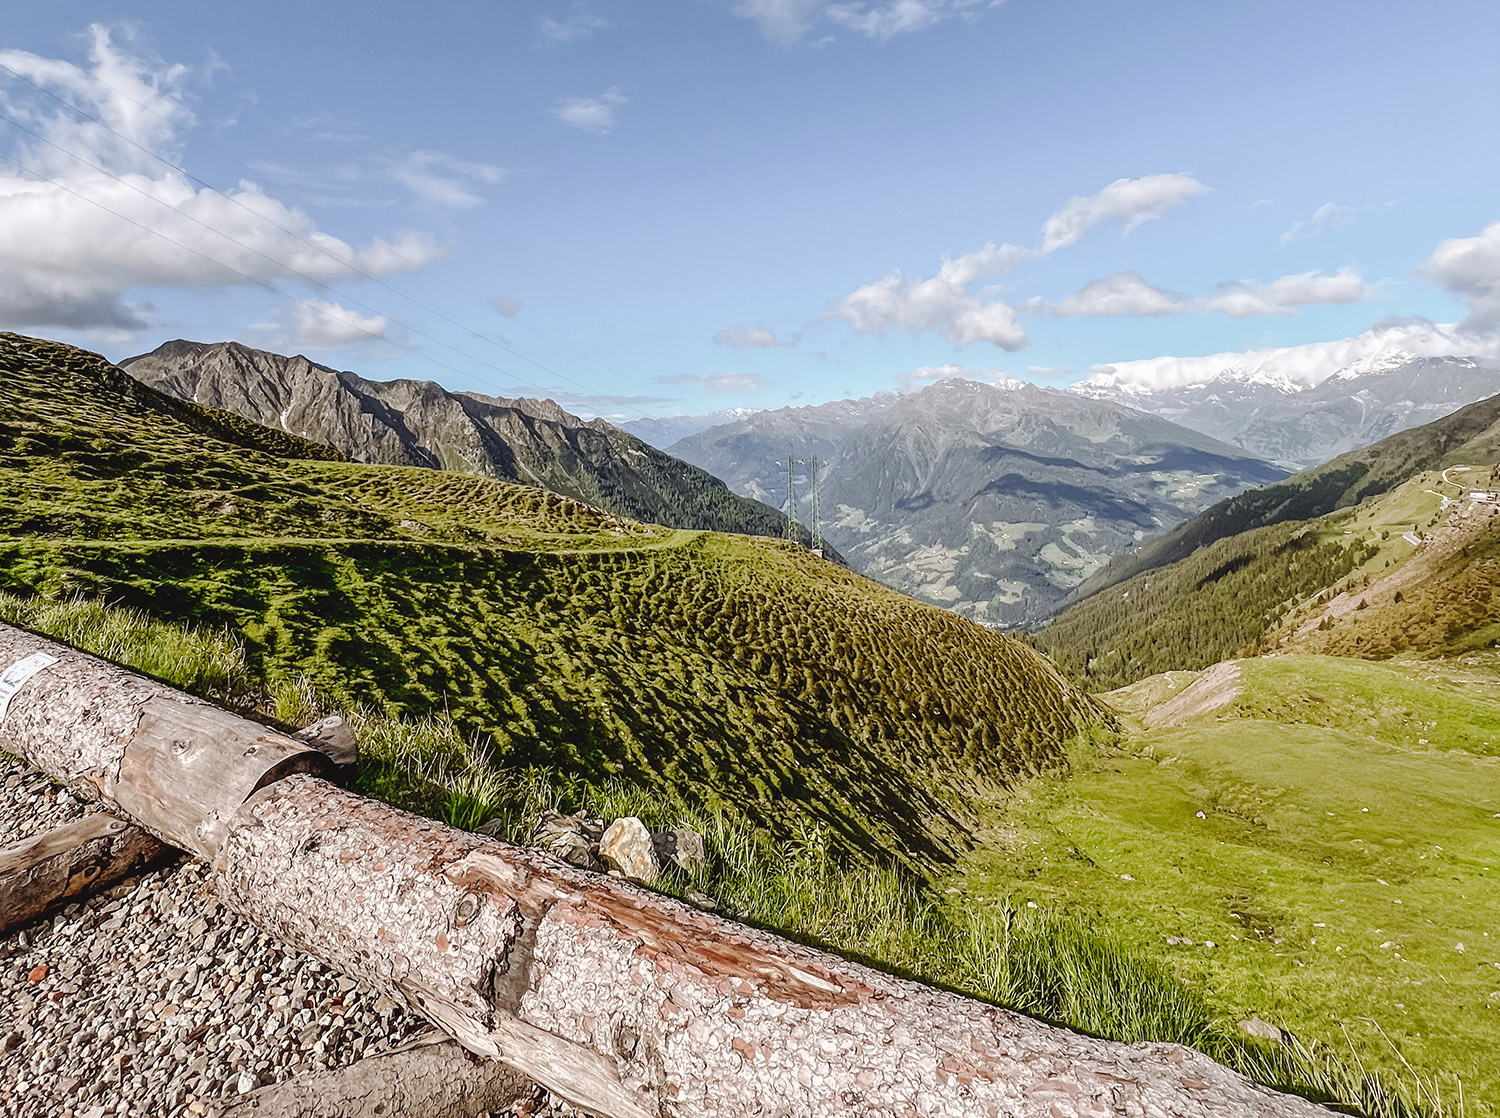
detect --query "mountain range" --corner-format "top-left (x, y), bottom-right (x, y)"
top-left (1072, 353), bottom-right (1500, 468)
top-left (121, 340), bottom-right (802, 544)
top-left (668, 377), bottom-right (1286, 626)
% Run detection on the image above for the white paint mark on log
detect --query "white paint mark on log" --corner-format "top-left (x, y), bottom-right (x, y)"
top-left (0, 651), bottom-right (59, 722)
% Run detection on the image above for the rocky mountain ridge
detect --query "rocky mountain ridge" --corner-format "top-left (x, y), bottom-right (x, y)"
top-left (1072, 353), bottom-right (1500, 468)
top-left (669, 377), bottom-right (1285, 626)
top-left (120, 340), bottom-right (801, 542)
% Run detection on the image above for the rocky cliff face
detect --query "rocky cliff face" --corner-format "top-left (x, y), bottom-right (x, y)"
top-left (670, 378), bottom-right (1285, 626)
top-left (121, 340), bottom-right (799, 539)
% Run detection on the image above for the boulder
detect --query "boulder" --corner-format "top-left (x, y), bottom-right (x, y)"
top-left (600, 816), bottom-right (657, 882)
top-left (1238, 1017), bottom-right (1283, 1043)
top-left (652, 826), bottom-right (707, 876)
top-left (533, 811), bottom-right (605, 870)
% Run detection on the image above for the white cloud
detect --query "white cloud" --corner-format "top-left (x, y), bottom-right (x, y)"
top-left (256, 298), bottom-right (398, 349)
top-left (389, 151), bottom-right (503, 209)
top-left (1039, 173), bottom-right (1210, 253)
top-left (824, 0), bottom-right (988, 40)
top-left (1076, 320), bottom-right (1500, 396)
top-left (550, 88), bottom-right (626, 134)
top-left (826, 242), bottom-right (1029, 348)
top-left (0, 26), bottom-right (446, 334)
top-left (539, 4), bottom-right (608, 42)
top-left (713, 324), bottom-right (796, 348)
top-left (1427, 221), bottom-right (1500, 332)
top-left (1031, 267), bottom-right (1368, 318)
top-left (657, 372), bottom-right (769, 393)
top-left (1203, 267), bottom-right (1368, 317)
top-left (894, 362), bottom-right (1021, 391)
top-left (1280, 201), bottom-right (1354, 244)
top-left (490, 295), bottom-right (521, 317)
top-left (1037, 272), bottom-right (1189, 317)
top-left (735, 0), bottom-right (994, 43)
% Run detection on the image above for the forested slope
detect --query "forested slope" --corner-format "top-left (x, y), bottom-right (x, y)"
top-left (1067, 389), bottom-right (1500, 606)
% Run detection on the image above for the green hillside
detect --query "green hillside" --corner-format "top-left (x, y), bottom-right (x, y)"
top-left (954, 653), bottom-right (1500, 1112)
top-left (0, 333), bottom-right (1105, 866)
top-left (1068, 389), bottom-right (1500, 607)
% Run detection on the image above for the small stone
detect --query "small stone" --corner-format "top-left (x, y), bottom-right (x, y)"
top-left (1238, 1017), bottom-right (1283, 1042)
top-left (27, 964), bottom-right (48, 983)
top-left (236, 1070), bottom-right (257, 1094)
top-left (600, 817), bottom-right (657, 883)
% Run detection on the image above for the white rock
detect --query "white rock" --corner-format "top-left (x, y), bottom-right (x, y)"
top-left (1238, 1017), bottom-right (1283, 1043)
top-left (600, 817), bottom-right (657, 883)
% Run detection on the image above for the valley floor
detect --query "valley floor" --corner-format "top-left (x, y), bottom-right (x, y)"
top-left (949, 652), bottom-right (1500, 1113)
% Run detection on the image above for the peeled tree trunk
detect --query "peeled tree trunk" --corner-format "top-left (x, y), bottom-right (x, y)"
top-left (0, 623), bottom-right (1334, 1118)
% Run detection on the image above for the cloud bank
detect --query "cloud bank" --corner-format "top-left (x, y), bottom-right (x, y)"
top-left (0, 26), bottom-right (445, 336)
top-left (1077, 320), bottom-right (1500, 396)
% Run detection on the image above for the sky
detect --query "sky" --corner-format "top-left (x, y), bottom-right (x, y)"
top-left (2, 0), bottom-right (1499, 420)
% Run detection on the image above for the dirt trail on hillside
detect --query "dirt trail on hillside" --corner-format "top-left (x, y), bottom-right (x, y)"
top-left (1142, 659), bottom-right (1242, 728)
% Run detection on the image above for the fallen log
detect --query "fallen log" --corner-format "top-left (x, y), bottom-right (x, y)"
top-left (221, 1032), bottom-right (533, 1118)
top-left (0, 622), bottom-right (1334, 1118)
top-left (0, 812), bottom-right (169, 934)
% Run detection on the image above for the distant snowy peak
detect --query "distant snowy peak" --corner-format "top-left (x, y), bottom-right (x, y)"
top-left (1072, 322), bottom-right (1498, 401)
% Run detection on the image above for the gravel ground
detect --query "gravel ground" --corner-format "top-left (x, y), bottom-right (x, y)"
top-left (0, 753), bottom-right (583, 1118)
top-left (0, 754), bottom-right (89, 846)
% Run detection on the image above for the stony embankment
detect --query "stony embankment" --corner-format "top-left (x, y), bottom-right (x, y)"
top-left (0, 754), bottom-right (578, 1118)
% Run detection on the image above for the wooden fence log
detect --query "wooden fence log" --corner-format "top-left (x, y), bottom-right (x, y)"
top-left (220, 1033), bottom-right (534, 1118)
top-left (0, 623), bottom-right (335, 858)
top-left (0, 812), bottom-right (169, 934)
top-left (0, 622), bottom-right (1336, 1118)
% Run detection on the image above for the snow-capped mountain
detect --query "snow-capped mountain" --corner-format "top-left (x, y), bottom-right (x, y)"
top-left (1075, 352), bottom-right (1500, 467)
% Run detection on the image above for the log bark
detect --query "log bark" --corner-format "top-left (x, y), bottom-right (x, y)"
top-left (220, 1033), bottom-right (533, 1118)
top-left (0, 812), bottom-right (169, 934)
top-left (0, 623), bottom-right (335, 858)
top-left (0, 622), bottom-right (1336, 1118)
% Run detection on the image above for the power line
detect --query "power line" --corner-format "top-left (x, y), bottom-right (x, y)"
top-left (0, 60), bottom-right (663, 420)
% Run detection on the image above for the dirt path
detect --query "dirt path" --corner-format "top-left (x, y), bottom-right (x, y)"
top-left (1141, 659), bottom-right (1243, 728)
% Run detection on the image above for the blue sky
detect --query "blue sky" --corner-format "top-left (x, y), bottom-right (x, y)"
top-left (3, 1), bottom-right (1499, 418)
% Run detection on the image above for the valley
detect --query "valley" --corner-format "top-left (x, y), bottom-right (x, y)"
top-left (5, 331), bottom-right (1500, 1116)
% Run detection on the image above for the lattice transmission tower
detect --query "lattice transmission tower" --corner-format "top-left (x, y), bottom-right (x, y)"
top-left (808, 454), bottom-right (822, 552)
top-left (783, 451), bottom-right (799, 541)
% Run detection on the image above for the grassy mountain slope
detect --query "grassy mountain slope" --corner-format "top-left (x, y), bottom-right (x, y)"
top-left (121, 339), bottom-right (814, 547)
top-left (956, 652), bottom-right (1500, 1110)
top-left (1068, 389), bottom-right (1500, 607)
top-left (0, 333), bottom-right (1105, 866)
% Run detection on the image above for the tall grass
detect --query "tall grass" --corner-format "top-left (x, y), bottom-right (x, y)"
top-left (1, 593), bottom-right (1467, 1118)
top-left (0, 592), bottom-right (252, 702)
